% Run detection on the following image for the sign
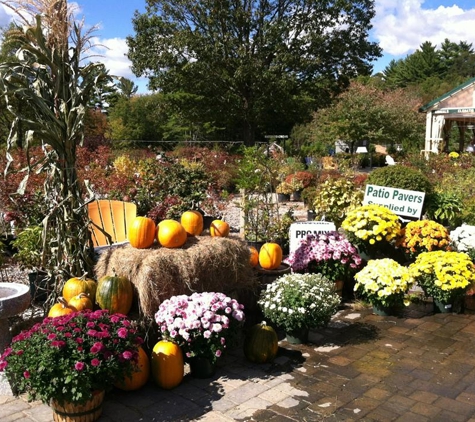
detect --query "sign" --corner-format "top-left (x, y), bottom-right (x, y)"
top-left (363, 184), bottom-right (425, 219)
top-left (289, 221), bottom-right (336, 254)
top-left (435, 107), bottom-right (475, 114)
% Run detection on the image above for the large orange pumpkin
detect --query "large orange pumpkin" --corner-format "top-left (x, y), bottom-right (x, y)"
top-left (210, 220), bottom-right (230, 237)
top-left (151, 340), bottom-right (184, 389)
top-left (249, 246), bottom-right (259, 267)
top-left (115, 346), bottom-right (150, 391)
top-left (157, 219), bottom-right (187, 248)
top-left (181, 210), bottom-right (204, 236)
top-left (128, 216), bottom-right (156, 249)
top-left (62, 276), bottom-right (97, 303)
top-left (96, 274), bottom-right (134, 315)
top-left (48, 297), bottom-right (76, 318)
top-left (259, 242), bottom-right (283, 270)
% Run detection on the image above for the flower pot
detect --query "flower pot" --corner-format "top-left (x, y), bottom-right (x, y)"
top-left (28, 271), bottom-right (50, 303)
top-left (285, 327), bottom-right (309, 344)
top-left (307, 210), bottom-right (317, 221)
top-left (257, 262), bottom-right (291, 286)
top-left (203, 216), bottom-right (215, 230)
top-left (277, 193), bottom-right (290, 203)
top-left (333, 280), bottom-right (344, 297)
top-left (433, 298), bottom-right (464, 314)
top-left (188, 357), bottom-right (216, 378)
top-left (51, 390), bottom-right (105, 422)
top-left (372, 303), bottom-right (398, 317)
top-left (247, 240), bottom-right (265, 252)
top-left (290, 191), bottom-right (302, 202)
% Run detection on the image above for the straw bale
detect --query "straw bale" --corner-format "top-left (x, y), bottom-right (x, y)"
top-left (94, 235), bottom-right (258, 317)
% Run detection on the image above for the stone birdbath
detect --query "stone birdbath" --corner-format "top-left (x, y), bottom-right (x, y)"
top-left (0, 282), bottom-right (31, 395)
top-left (0, 282), bottom-right (31, 353)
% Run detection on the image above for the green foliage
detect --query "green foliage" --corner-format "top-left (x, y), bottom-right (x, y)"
top-left (425, 192), bottom-right (463, 228)
top-left (312, 178), bottom-right (364, 228)
top-left (107, 94), bottom-right (166, 146)
top-left (366, 165), bottom-right (433, 195)
top-left (299, 80), bottom-right (425, 156)
top-left (382, 39), bottom-right (475, 103)
top-left (11, 226), bottom-right (43, 270)
top-left (127, 0), bottom-right (381, 145)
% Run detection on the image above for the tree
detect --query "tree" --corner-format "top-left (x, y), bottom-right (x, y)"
top-left (126, 0), bottom-right (381, 146)
top-left (299, 80), bottom-right (425, 156)
top-left (382, 39), bottom-right (475, 101)
top-left (0, 0), bottom-right (111, 305)
top-left (107, 93), bottom-right (166, 146)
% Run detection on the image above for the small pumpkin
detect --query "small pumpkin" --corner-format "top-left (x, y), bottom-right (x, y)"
top-left (157, 219), bottom-right (187, 248)
top-left (48, 297), bottom-right (76, 318)
top-left (210, 219), bottom-right (230, 237)
top-left (249, 246), bottom-right (259, 267)
top-left (244, 321), bottom-right (279, 363)
top-left (68, 292), bottom-right (93, 311)
top-left (259, 242), bottom-right (283, 270)
top-left (128, 216), bottom-right (156, 249)
top-left (115, 346), bottom-right (150, 391)
top-left (151, 340), bottom-right (184, 389)
top-left (62, 275), bottom-right (97, 303)
top-left (96, 274), bottom-right (134, 315)
top-left (181, 210), bottom-right (204, 236)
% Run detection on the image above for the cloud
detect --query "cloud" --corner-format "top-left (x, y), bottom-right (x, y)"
top-left (373, 0), bottom-right (475, 57)
top-left (0, 4), bottom-right (14, 29)
top-left (90, 36), bottom-right (149, 93)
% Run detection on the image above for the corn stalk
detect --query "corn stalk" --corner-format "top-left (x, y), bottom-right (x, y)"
top-left (0, 0), bottom-right (111, 307)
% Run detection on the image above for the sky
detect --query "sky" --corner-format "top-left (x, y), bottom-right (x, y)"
top-left (1, 0), bottom-right (475, 94)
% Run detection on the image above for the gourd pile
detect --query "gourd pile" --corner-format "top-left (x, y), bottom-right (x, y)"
top-left (127, 211), bottom-right (231, 250)
top-left (48, 273), bottom-right (134, 318)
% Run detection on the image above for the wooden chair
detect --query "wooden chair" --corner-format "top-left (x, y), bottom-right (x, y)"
top-left (87, 200), bottom-right (137, 247)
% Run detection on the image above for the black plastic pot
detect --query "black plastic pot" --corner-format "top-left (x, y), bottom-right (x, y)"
top-left (28, 271), bottom-right (50, 303)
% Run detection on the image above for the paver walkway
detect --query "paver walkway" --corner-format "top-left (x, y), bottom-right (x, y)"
top-left (3, 301), bottom-right (475, 421)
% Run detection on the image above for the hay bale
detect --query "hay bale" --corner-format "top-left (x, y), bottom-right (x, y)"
top-left (94, 235), bottom-right (258, 317)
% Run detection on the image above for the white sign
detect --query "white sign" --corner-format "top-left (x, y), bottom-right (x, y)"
top-left (289, 221), bottom-right (336, 254)
top-left (363, 184), bottom-right (425, 219)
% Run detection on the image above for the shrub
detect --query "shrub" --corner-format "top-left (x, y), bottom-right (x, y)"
top-left (366, 165), bottom-right (433, 195)
top-left (312, 178), bottom-right (364, 228)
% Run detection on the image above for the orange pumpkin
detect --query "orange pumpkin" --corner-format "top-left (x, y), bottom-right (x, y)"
top-left (259, 242), bottom-right (283, 270)
top-left (157, 219), bottom-right (187, 248)
top-left (128, 216), bottom-right (156, 249)
top-left (249, 246), bottom-right (259, 267)
top-left (96, 274), bottom-right (134, 315)
top-left (48, 297), bottom-right (76, 318)
top-left (62, 276), bottom-right (97, 303)
top-left (68, 292), bottom-right (93, 311)
top-left (210, 220), bottom-right (230, 237)
top-left (151, 340), bottom-right (184, 389)
top-left (115, 346), bottom-right (150, 391)
top-left (181, 210), bottom-right (204, 236)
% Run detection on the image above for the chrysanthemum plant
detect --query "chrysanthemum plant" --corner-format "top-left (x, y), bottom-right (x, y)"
top-left (258, 273), bottom-right (341, 332)
top-left (409, 251), bottom-right (475, 304)
top-left (0, 310), bottom-right (143, 406)
top-left (284, 231), bottom-right (363, 282)
top-left (341, 204), bottom-right (401, 260)
top-left (396, 219), bottom-right (451, 260)
top-left (155, 292), bottom-right (245, 365)
top-left (354, 258), bottom-right (415, 308)
top-left (450, 224), bottom-right (475, 262)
